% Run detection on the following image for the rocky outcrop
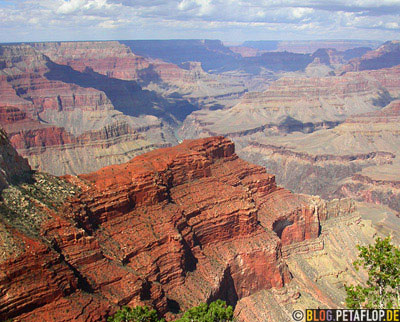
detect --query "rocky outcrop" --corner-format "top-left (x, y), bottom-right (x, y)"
top-left (0, 136), bottom-right (343, 321)
top-left (0, 41), bottom-right (249, 175)
top-left (238, 140), bottom-right (395, 198)
top-left (33, 41), bottom-right (151, 81)
top-left (0, 43), bottom-right (183, 175)
top-left (344, 41), bottom-right (400, 72)
top-left (33, 41), bottom-right (245, 111)
top-left (339, 174), bottom-right (400, 212)
top-left (236, 202), bottom-right (378, 322)
top-left (0, 45), bottom-right (114, 115)
top-left (179, 63), bottom-right (400, 214)
top-left (0, 102), bottom-right (172, 175)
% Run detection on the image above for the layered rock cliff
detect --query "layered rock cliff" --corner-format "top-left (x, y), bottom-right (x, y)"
top-left (0, 43), bottom-right (177, 175)
top-left (179, 58), bottom-right (400, 214)
top-left (234, 100), bottom-right (400, 213)
top-left (0, 41), bottom-right (249, 175)
top-left (180, 65), bottom-right (400, 138)
top-left (344, 41), bottom-right (400, 72)
top-left (0, 136), bottom-right (356, 322)
top-left (33, 41), bottom-right (246, 110)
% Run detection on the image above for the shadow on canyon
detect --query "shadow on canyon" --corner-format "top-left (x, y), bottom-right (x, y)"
top-left (44, 61), bottom-right (198, 123)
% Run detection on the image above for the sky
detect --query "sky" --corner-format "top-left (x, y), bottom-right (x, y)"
top-left (0, 0), bottom-right (399, 43)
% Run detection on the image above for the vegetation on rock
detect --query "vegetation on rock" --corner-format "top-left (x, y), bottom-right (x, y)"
top-left (107, 305), bottom-right (163, 322)
top-left (175, 299), bottom-right (234, 322)
top-left (107, 300), bottom-right (234, 322)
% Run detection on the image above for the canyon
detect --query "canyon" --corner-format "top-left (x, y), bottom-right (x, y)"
top-left (0, 39), bottom-right (387, 178)
top-left (0, 135), bottom-right (380, 322)
top-left (1, 38), bottom-right (400, 321)
top-left (179, 41), bottom-right (400, 214)
top-left (0, 41), bottom-right (244, 175)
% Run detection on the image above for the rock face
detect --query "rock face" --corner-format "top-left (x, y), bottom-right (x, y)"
top-left (0, 43), bottom-right (180, 175)
top-left (344, 41), bottom-right (400, 72)
top-left (32, 41), bottom-right (246, 107)
top-left (235, 203), bottom-right (378, 322)
top-left (0, 41), bottom-right (248, 175)
top-left (234, 99), bottom-right (400, 213)
top-left (0, 128), bottom-right (31, 190)
top-left (0, 136), bottom-right (344, 322)
top-left (179, 60), bottom-right (400, 214)
top-left (180, 65), bottom-right (400, 138)
top-left (335, 101), bottom-right (400, 211)
top-left (33, 41), bottom-right (151, 81)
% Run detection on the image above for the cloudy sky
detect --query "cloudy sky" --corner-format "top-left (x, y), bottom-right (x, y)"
top-left (0, 0), bottom-right (399, 43)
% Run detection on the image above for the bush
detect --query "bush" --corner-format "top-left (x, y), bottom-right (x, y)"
top-left (345, 236), bottom-right (400, 309)
top-left (176, 299), bottom-right (234, 322)
top-left (107, 305), bottom-right (164, 322)
top-left (108, 300), bottom-right (234, 322)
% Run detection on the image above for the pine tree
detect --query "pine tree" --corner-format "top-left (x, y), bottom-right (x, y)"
top-left (345, 236), bottom-right (400, 308)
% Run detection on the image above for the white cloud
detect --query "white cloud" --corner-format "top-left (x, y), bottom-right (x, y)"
top-left (385, 21), bottom-right (400, 29)
top-left (57, 0), bottom-right (86, 14)
top-left (56, 0), bottom-right (120, 15)
top-left (0, 0), bottom-right (399, 42)
top-left (291, 7), bottom-right (314, 19)
top-left (178, 0), bottom-right (198, 11)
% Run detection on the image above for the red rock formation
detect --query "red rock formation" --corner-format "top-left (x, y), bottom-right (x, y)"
top-left (0, 105), bottom-right (74, 150)
top-left (0, 136), bottom-right (325, 321)
top-left (33, 41), bottom-right (151, 81)
top-left (32, 41), bottom-right (204, 87)
top-left (0, 45), bottom-right (114, 118)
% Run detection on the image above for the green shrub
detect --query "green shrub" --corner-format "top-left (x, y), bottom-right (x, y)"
top-left (176, 299), bottom-right (234, 322)
top-left (107, 305), bottom-right (163, 322)
top-left (108, 300), bottom-right (234, 322)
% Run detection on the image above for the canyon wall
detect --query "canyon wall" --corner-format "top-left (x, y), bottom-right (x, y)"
top-left (0, 136), bottom-right (360, 322)
top-left (344, 40), bottom-right (400, 72)
top-left (0, 41), bottom-right (247, 175)
top-left (180, 64), bottom-right (400, 139)
top-left (179, 41), bottom-right (400, 213)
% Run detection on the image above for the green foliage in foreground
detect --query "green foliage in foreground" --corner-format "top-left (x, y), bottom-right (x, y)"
top-left (175, 299), bottom-right (234, 322)
top-left (107, 300), bottom-right (234, 322)
top-left (107, 305), bottom-right (164, 322)
top-left (345, 236), bottom-right (400, 309)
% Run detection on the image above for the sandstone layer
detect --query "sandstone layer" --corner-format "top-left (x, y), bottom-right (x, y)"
top-left (344, 40), bottom-right (400, 72)
top-left (180, 65), bottom-right (400, 139)
top-left (236, 100), bottom-right (400, 212)
top-left (0, 129), bottom-right (31, 190)
top-left (33, 41), bottom-right (246, 110)
top-left (0, 41), bottom-right (250, 176)
top-left (0, 136), bottom-right (336, 322)
top-left (179, 40), bottom-right (400, 213)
